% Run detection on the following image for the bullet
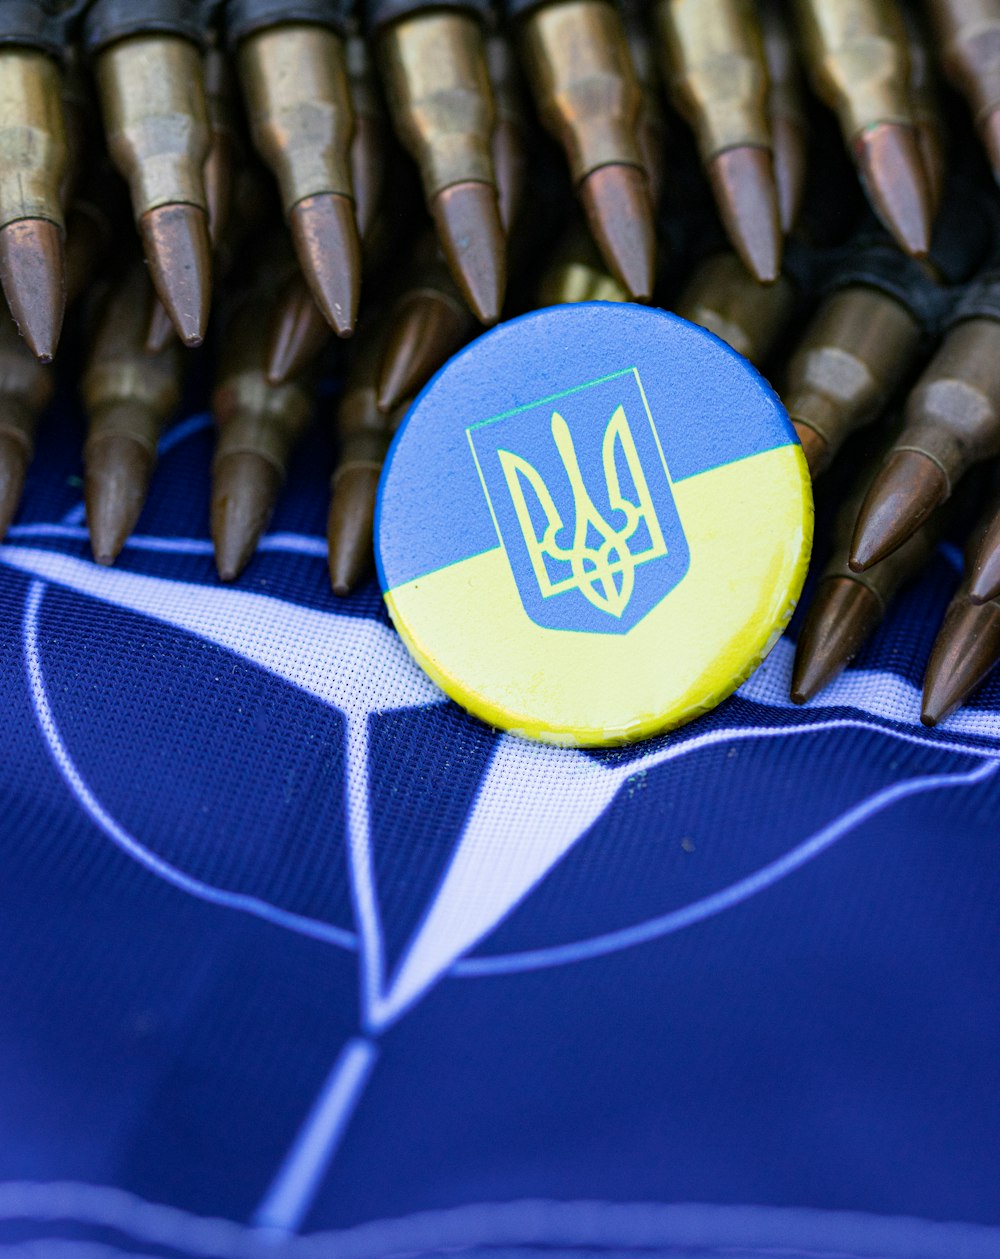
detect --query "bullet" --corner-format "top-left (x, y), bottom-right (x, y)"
top-left (0, 4), bottom-right (69, 363)
top-left (969, 482), bottom-right (1000, 604)
top-left (486, 25), bottom-right (528, 230)
top-left (784, 199), bottom-right (993, 479)
top-left (516, 0), bottom-right (655, 300)
top-left (146, 162), bottom-right (276, 356)
top-left (376, 229), bottom-right (477, 413)
top-left (922, 498), bottom-right (1000, 724)
top-left (86, 0), bottom-right (213, 347)
top-left (791, 446), bottom-right (940, 703)
top-left (212, 289), bottom-right (314, 581)
top-left (82, 261), bottom-right (185, 564)
top-left (851, 268), bottom-right (1000, 572)
top-left (376, 0), bottom-right (505, 323)
top-left (921, 592), bottom-right (1000, 724)
top-left (674, 250), bottom-right (797, 368)
top-left (622, 0), bottom-right (668, 205)
top-left (346, 27), bottom-right (387, 242)
top-left (144, 298), bottom-right (177, 356)
top-left (655, 0), bottom-right (781, 283)
top-left (267, 271), bottom-right (332, 386)
top-left (785, 288), bottom-right (922, 480)
top-left (792, 0), bottom-right (933, 258)
top-left (901, 5), bottom-right (946, 216)
top-left (328, 318), bottom-right (394, 594)
top-left (230, 0), bottom-right (359, 336)
top-left (538, 219), bottom-right (630, 305)
top-left (759, 0), bottom-right (808, 233)
top-left (926, 0), bottom-right (1000, 185)
top-left (0, 305), bottom-right (54, 538)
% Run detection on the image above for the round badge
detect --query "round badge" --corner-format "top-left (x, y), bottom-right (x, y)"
top-left (376, 303), bottom-right (813, 747)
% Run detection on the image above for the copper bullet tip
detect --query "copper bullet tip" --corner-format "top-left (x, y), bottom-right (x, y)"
top-left (790, 577), bottom-right (883, 704)
top-left (770, 118), bottom-right (807, 236)
top-left (577, 164), bottom-right (656, 302)
top-left (288, 193), bottom-right (362, 339)
top-left (377, 297), bottom-right (463, 413)
top-left (0, 431), bottom-right (29, 539)
top-left (204, 140), bottom-right (235, 250)
top-left (921, 598), bottom-right (1000, 726)
top-left (430, 181), bottom-right (507, 326)
top-left (849, 450), bottom-right (949, 573)
top-left (706, 147), bottom-right (782, 285)
top-left (0, 219), bottom-right (66, 363)
top-left (351, 116), bottom-right (384, 243)
top-left (211, 450), bottom-right (282, 582)
top-left (968, 512), bottom-right (1000, 606)
top-left (854, 123), bottom-right (933, 259)
top-left (145, 298), bottom-right (177, 355)
top-left (267, 276), bottom-right (330, 386)
top-left (85, 434), bottom-right (155, 566)
top-left (980, 107), bottom-right (1000, 189)
top-left (328, 465), bottom-right (381, 596)
top-left (915, 124), bottom-right (945, 219)
top-left (792, 420), bottom-right (830, 480)
top-left (139, 204), bottom-right (212, 348)
top-left (492, 118), bottom-right (525, 234)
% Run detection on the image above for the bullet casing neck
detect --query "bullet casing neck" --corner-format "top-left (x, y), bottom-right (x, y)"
top-left (521, 0), bottom-right (642, 179)
top-left (0, 49), bottom-right (67, 230)
top-left (238, 22), bottom-right (355, 207)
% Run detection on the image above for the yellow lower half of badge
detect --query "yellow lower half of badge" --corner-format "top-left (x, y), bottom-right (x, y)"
top-left (385, 445), bottom-right (813, 746)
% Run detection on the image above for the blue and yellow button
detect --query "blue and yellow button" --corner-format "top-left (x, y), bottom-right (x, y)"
top-left (376, 302), bottom-right (812, 746)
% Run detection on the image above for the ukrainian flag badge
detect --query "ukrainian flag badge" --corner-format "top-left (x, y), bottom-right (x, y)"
top-left (377, 303), bottom-right (812, 746)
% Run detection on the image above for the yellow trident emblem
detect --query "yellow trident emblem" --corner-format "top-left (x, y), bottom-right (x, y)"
top-left (497, 405), bottom-right (669, 619)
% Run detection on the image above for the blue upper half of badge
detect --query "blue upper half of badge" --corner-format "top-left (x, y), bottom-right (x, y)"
top-left (377, 303), bottom-right (798, 594)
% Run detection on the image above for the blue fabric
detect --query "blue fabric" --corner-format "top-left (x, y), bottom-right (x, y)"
top-left (1, 398), bottom-right (999, 1259)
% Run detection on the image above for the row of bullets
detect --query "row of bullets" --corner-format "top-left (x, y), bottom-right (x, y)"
top-left (3, 0), bottom-right (1000, 728)
top-left (3, 0), bottom-right (1000, 356)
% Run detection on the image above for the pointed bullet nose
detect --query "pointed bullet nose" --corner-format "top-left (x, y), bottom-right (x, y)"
top-left (770, 118), bottom-right (806, 235)
top-left (791, 578), bottom-right (883, 704)
top-left (0, 431), bottom-right (29, 539)
top-left (211, 451), bottom-right (282, 582)
top-left (431, 181), bottom-right (507, 325)
top-left (854, 123), bottom-right (933, 259)
top-left (139, 204), bottom-right (212, 347)
top-left (969, 511), bottom-right (1000, 605)
top-left (267, 276), bottom-right (330, 386)
top-left (85, 434), bottom-right (155, 565)
top-left (492, 118), bottom-right (525, 234)
top-left (578, 164), bottom-right (656, 301)
top-left (706, 147), bottom-right (783, 284)
top-left (791, 420), bottom-right (829, 480)
top-left (289, 193), bottom-right (362, 339)
top-left (849, 450), bottom-right (949, 573)
top-left (921, 597), bottom-right (1000, 726)
top-left (351, 116), bottom-right (384, 243)
top-left (328, 466), bottom-right (381, 595)
top-left (145, 298), bottom-right (177, 355)
top-left (0, 219), bottom-right (66, 362)
top-left (377, 297), bottom-right (463, 413)
top-left (203, 137), bottom-right (235, 250)
top-left (915, 123), bottom-right (945, 219)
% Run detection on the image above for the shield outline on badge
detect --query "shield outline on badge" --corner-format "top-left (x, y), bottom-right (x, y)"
top-left (467, 367), bottom-right (691, 635)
